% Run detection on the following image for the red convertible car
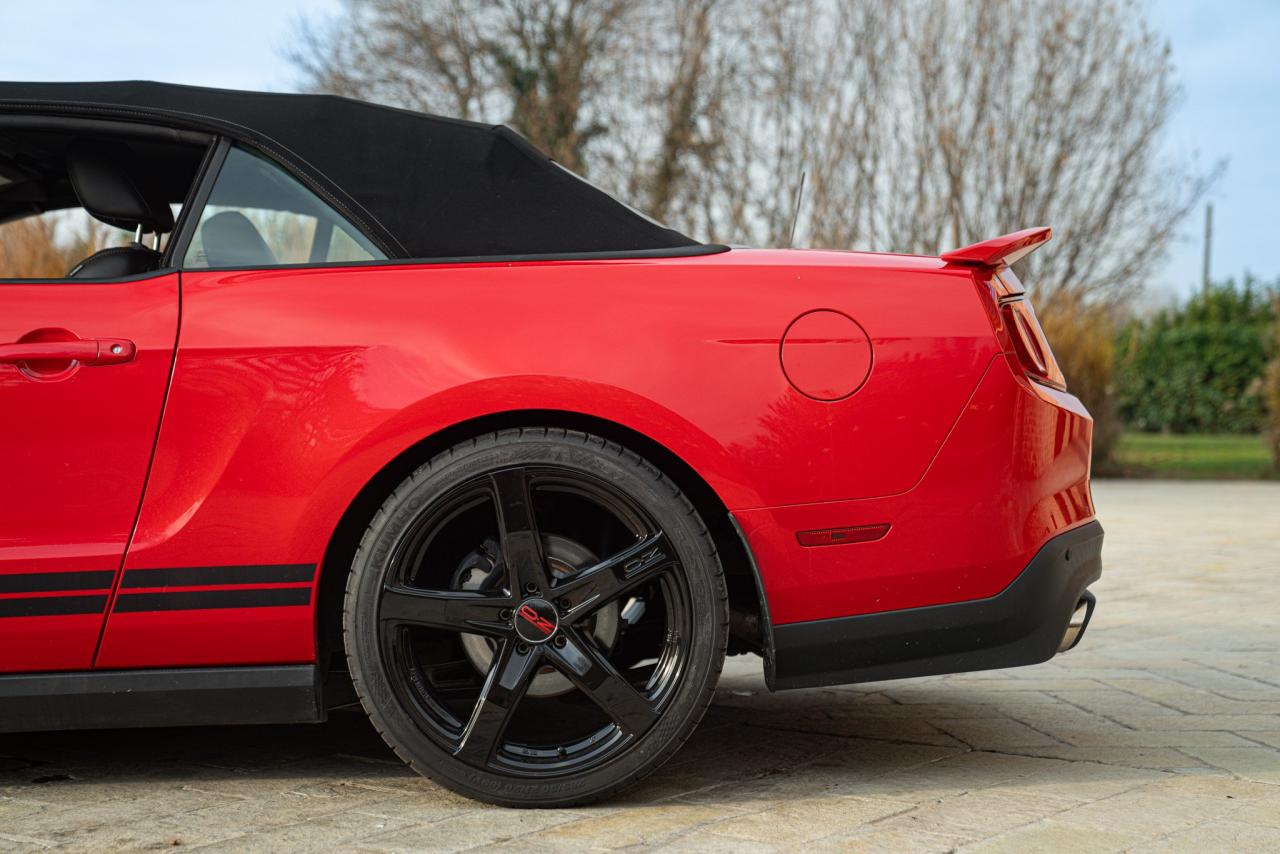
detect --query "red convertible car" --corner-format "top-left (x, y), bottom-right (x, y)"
top-left (0, 82), bottom-right (1101, 806)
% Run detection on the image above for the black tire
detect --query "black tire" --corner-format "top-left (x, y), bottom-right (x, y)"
top-left (344, 428), bottom-right (728, 807)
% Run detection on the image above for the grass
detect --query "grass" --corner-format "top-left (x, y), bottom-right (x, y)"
top-left (1110, 432), bottom-right (1278, 480)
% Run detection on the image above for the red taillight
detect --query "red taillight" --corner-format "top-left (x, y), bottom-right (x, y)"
top-left (1002, 298), bottom-right (1066, 390)
top-left (977, 269), bottom-right (1067, 391)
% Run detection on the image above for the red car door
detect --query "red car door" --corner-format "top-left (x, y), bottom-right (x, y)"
top-left (0, 272), bottom-right (178, 672)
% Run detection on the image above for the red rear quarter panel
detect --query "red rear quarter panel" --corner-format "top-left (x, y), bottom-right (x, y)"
top-left (99, 248), bottom-right (1089, 666)
top-left (735, 355), bottom-right (1095, 623)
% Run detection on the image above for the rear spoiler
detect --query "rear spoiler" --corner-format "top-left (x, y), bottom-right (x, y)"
top-left (941, 227), bottom-right (1051, 268)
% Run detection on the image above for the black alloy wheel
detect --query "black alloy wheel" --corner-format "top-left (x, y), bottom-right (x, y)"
top-left (344, 429), bottom-right (728, 806)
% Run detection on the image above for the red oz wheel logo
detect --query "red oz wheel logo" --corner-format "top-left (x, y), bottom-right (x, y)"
top-left (514, 599), bottom-right (558, 643)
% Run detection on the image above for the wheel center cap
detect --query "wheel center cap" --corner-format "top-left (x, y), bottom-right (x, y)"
top-left (513, 597), bottom-right (559, 644)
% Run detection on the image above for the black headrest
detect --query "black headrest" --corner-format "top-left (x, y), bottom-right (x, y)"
top-left (68, 244), bottom-right (162, 279)
top-left (200, 210), bottom-right (278, 267)
top-left (66, 140), bottom-right (175, 234)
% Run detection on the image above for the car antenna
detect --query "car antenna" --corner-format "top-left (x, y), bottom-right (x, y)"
top-left (787, 169), bottom-right (806, 248)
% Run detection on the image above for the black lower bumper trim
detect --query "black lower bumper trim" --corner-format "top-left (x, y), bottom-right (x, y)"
top-left (771, 520), bottom-right (1104, 690)
top-left (0, 665), bottom-right (323, 732)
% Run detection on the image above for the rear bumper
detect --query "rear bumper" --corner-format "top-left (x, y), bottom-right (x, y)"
top-left (735, 352), bottom-right (1097, 628)
top-left (770, 520), bottom-right (1103, 690)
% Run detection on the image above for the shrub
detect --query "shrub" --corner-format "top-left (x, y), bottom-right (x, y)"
top-left (1039, 294), bottom-right (1122, 466)
top-left (1266, 301), bottom-right (1280, 470)
top-left (1114, 277), bottom-right (1278, 435)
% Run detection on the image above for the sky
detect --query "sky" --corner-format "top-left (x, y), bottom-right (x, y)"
top-left (1149, 0), bottom-right (1280, 296)
top-left (2, 0), bottom-right (1277, 297)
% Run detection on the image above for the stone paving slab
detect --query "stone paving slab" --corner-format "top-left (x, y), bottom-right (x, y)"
top-left (1, 480), bottom-right (1277, 851)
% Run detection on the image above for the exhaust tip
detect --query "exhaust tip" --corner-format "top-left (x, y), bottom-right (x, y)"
top-left (1058, 590), bottom-right (1096, 653)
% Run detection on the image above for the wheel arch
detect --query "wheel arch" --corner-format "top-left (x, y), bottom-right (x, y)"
top-left (315, 410), bottom-right (771, 703)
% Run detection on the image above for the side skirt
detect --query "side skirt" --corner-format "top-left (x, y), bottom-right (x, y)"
top-left (771, 521), bottom-right (1104, 690)
top-left (0, 665), bottom-right (323, 733)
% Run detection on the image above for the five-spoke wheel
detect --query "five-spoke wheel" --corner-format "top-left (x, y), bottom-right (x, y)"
top-left (345, 430), bottom-right (727, 806)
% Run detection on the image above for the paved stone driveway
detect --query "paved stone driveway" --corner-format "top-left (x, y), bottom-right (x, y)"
top-left (2, 480), bottom-right (1278, 852)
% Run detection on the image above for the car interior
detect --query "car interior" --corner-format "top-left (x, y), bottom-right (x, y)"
top-left (0, 118), bottom-right (385, 278)
top-left (0, 118), bottom-right (211, 278)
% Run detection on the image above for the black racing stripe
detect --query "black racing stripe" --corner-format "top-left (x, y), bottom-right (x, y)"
top-left (120, 564), bottom-right (315, 589)
top-left (0, 594), bottom-right (108, 618)
top-left (114, 587), bottom-right (312, 612)
top-left (0, 571), bottom-right (115, 594)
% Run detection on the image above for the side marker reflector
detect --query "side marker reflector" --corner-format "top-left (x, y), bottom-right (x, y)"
top-left (796, 523), bottom-right (891, 547)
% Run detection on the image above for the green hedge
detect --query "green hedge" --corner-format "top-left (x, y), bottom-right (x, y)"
top-left (1115, 278), bottom-right (1277, 434)
top-left (1267, 315), bottom-right (1280, 468)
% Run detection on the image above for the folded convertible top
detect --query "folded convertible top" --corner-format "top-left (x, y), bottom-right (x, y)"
top-left (0, 80), bottom-right (699, 259)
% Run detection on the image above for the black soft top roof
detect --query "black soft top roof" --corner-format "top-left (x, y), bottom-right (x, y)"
top-left (0, 81), bottom-right (699, 259)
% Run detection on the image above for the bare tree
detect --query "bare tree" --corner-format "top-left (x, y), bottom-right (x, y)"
top-left (884, 0), bottom-right (1221, 304)
top-left (0, 215), bottom-right (113, 279)
top-left (676, 0), bottom-right (902, 247)
top-left (600, 0), bottom-right (718, 221)
top-left (296, 0), bottom-right (651, 173)
top-left (290, 0), bottom-right (1216, 302)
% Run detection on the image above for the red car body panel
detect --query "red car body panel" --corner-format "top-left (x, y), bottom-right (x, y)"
top-left (736, 353), bottom-right (1094, 623)
top-left (30, 248), bottom-right (1095, 671)
top-left (0, 275), bottom-right (178, 672)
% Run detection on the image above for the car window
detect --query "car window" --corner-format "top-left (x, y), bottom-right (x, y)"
top-left (0, 126), bottom-right (207, 279)
top-left (183, 146), bottom-right (386, 268)
top-left (0, 210), bottom-right (136, 279)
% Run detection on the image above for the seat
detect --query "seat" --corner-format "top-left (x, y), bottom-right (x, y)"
top-left (65, 140), bottom-right (173, 278)
top-left (67, 244), bottom-right (165, 279)
top-left (199, 211), bottom-right (278, 268)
